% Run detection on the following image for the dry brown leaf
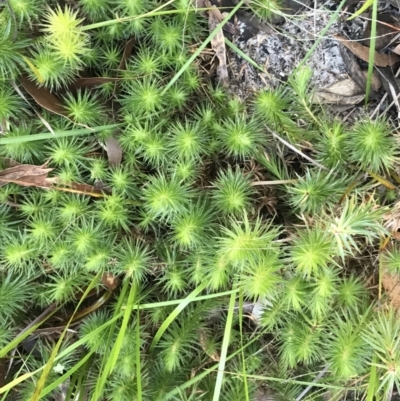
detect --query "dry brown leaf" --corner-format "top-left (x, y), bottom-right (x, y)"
top-left (339, 45), bottom-right (369, 92)
top-left (72, 77), bottom-right (121, 90)
top-left (63, 182), bottom-right (105, 197)
top-left (393, 43), bottom-right (400, 55)
top-left (19, 76), bottom-right (67, 116)
top-left (206, 0), bottom-right (229, 86)
top-left (325, 79), bottom-right (363, 96)
top-left (118, 37), bottom-right (136, 70)
top-left (335, 34), bottom-right (400, 67)
top-left (363, 13), bottom-right (400, 50)
top-left (0, 164), bottom-right (105, 196)
top-left (312, 92), bottom-right (365, 105)
top-left (0, 164), bottom-right (53, 188)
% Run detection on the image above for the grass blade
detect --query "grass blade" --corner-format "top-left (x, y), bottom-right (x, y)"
top-left (225, 38), bottom-right (264, 71)
top-left (92, 280), bottom-right (138, 400)
top-left (136, 308), bottom-right (142, 401)
top-left (165, 325), bottom-right (262, 399)
top-left (149, 282), bottom-right (208, 352)
top-left (40, 351), bottom-right (95, 398)
top-left (213, 291), bottom-right (236, 401)
top-left (0, 124), bottom-right (121, 145)
top-left (365, 0), bottom-right (378, 104)
top-left (298, 0), bottom-right (347, 67)
top-left (238, 291), bottom-right (250, 401)
top-left (162, 1), bottom-right (244, 94)
top-left (29, 273), bottom-right (101, 401)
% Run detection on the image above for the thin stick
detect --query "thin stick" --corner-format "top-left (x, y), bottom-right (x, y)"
top-left (251, 179), bottom-right (297, 186)
top-left (371, 65), bottom-right (400, 119)
top-left (295, 364), bottom-right (330, 401)
top-left (267, 127), bottom-right (329, 171)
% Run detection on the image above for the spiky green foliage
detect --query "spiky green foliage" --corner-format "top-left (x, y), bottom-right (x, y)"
top-left (96, 192), bottom-right (132, 230)
top-left (29, 44), bottom-right (76, 89)
top-left (42, 5), bottom-right (89, 66)
top-left (99, 43), bottom-right (122, 69)
top-left (28, 215), bottom-right (59, 243)
top-left (58, 194), bottom-right (90, 223)
top-left (336, 275), bottom-right (368, 311)
top-left (288, 168), bottom-right (349, 215)
top-left (327, 316), bottom-right (368, 379)
top-left (281, 275), bottom-right (308, 311)
top-left (113, 238), bottom-right (151, 282)
top-left (363, 308), bottom-right (400, 398)
top-left (150, 19), bottom-right (187, 54)
top-left (44, 271), bottom-right (91, 303)
top-left (253, 87), bottom-right (297, 135)
top-left (238, 251), bottom-right (282, 299)
top-left (121, 78), bottom-right (165, 116)
top-left (324, 196), bottom-right (387, 259)
top-left (169, 120), bottom-right (207, 161)
top-left (0, 25), bottom-right (30, 78)
top-left (46, 137), bottom-right (91, 171)
top-left (212, 167), bottom-right (254, 216)
top-left (64, 90), bottom-right (104, 126)
top-left (316, 120), bottom-right (348, 168)
top-left (290, 227), bottom-right (336, 278)
top-left (0, 206), bottom-right (17, 240)
top-left (0, 274), bottom-right (33, 322)
top-left (0, 83), bottom-right (26, 121)
top-left (348, 117), bottom-right (396, 173)
top-left (171, 200), bottom-right (215, 250)
top-left (142, 173), bottom-right (193, 221)
top-left (1, 2), bottom-right (399, 400)
top-left (216, 115), bottom-right (266, 159)
top-left (8, 0), bottom-right (43, 25)
top-left (0, 123), bottom-right (43, 162)
top-left (382, 247), bottom-right (400, 274)
top-left (217, 215), bottom-right (280, 268)
top-left (130, 46), bottom-right (162, 77)
top-left (2, 233), bottom-right (37, 273)
top-left (79, 0), bottom-right (112, 22)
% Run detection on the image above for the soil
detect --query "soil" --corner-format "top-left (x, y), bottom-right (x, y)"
top-left (225, 0), bottom-right (400, 122)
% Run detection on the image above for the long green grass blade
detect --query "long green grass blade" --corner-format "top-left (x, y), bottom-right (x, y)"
top-left (225, 38), bottom-right (265, 71)
top-left (40, 351), bottom-right (95, 398)
top-left (165, 329), bottom-right (264, 399)
top-left (0, 310), bottom-right (124, 393)
top-left (366, 355), bottom-right (378, 401)
top-left (0, 370), bottom-right (41, 395)
top-left (29, 273), bottom-right (101, 401)
top-left (149, 282), bottom-right (208, 352)
top-left (0, 124), bottom-right (121, 145)
top-left (238, 291), bottom-right (250, 401)
top-left (298, 0), bottom-right (347, 67)
top-left (90, 278), bottom-right (130, 400)
top-left (213, 291), bottom-right (236, 401)
top-left (365, 0), bottom-right (378, 104)
top-left (92, 280), bottom-right (138, 400)
top-left (136, 308), bottom-right (142, 401)
top-left (108, 281), bottom-right (138, 373)
top-left (82, 0), bottom-right (176, 30)
top-left (347, 0), bottom-right (375, 20)
top-left (136, 289), bottom-right (238, 310)
top-left (0, 306), bottom-right (60, 358)
top-left (162, 1), bottom-right (244, 94)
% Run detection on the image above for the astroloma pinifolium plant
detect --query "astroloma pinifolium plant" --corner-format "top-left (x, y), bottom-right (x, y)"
top-left (0, 1), bottom-right (400, 400)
